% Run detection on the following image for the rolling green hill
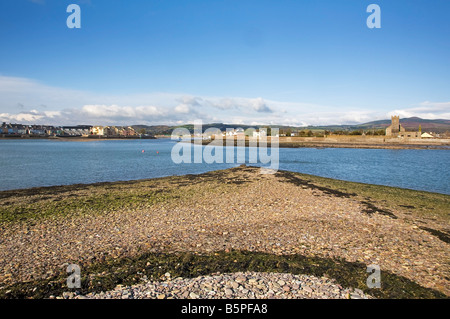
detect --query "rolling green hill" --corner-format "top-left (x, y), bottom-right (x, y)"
top-left (132, 117), bottom-right (450, 135)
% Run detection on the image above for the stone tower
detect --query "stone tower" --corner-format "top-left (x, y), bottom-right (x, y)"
top-left (391, 115), bottom-right (400, 133)
top-left (386, 115), bottom-right (407, 137)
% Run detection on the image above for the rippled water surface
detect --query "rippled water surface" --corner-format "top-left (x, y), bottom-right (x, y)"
top-left (0, 139), bottom-right (448, 194)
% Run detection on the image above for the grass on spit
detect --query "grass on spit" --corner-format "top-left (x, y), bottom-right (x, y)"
top-left (0, 178), bottom-right (202, 225)
top-left (0, 167), bottom-right (248, 225)
top-left (0, 250), bottom-right (446, 299)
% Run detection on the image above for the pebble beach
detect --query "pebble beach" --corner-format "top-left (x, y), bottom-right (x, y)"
top-left (0, 166), bottom-right (448, 299)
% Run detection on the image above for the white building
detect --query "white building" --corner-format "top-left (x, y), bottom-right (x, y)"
top-left (421, 132), bottom-right (434, 138)
top-left (253, 130), bottom-right (267, 138)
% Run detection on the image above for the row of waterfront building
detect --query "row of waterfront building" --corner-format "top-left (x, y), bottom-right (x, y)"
top-left (1, 123), bottom-right (139, 137)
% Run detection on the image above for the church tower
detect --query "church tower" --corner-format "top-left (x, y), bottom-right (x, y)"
top-left (391, 115), bottom-right (400, 133)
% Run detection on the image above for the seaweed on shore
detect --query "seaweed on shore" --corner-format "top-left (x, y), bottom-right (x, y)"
top-left (419, 227), bottom-right (450, 244)
top-left (0, 250), bottom-right (446, 299)
top-left (360, 201), bottom-right (397, 219)
top-left (276, 169), bottom-right (397, 220)
top-left (274, 170), bottom-right (357, 198)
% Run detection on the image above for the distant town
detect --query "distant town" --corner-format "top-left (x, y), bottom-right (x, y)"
top-left (0, 123), bottom-right (151, 139)
top-left (1, 116), bottom-right (449, 139)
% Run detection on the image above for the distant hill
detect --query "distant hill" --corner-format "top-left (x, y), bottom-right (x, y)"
top-left (295, 117), bottom-right (450, 133)
top-left (132, 125), bottom-right (173, 135)
top-left (132, 117), bottom-right (450, 135)
top-left (356, 117), bottom-right (450, 133)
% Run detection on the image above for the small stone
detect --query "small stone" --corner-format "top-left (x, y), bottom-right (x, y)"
top-left (157, 294), bottom-right (165, 299)
top-left (235, 276), bottom-right (246, 283)
top-left (181, 291), bottom-right (189, 298)
top-left (189, 292), bottom-right (199, 299)
top-left (303, 286), bottom-right (313, 293)
top-left (62, 292), bottom-right (74, 299)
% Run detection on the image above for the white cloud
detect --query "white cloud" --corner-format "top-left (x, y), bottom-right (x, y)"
top-left (209, 98), bottom-right (237, 110)
top-left (177, 96), bottom-right (202, 107)
top-left (0, 75), bottom-right (448, 126)
top-left (387, 101), bottom-right (450, 120)
top-left (80, 104), bottom-right (165, 119)
top-left (174, 104), bottom-right (191, 114)
top-left (250, 97), bottom-right (273, 113)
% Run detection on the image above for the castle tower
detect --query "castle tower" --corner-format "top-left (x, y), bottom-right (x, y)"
top-left (391, 115), bottom-right (400, 133)
top-left (385, 115), bottom-right (405, 137)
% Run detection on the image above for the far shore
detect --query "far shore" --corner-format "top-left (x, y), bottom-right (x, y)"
top-left (0, 135), bottom-right (156, 142)
top-left (2, 134), bottom-right (450, 149)
top-left (189, 136), bottom-right (450, 150)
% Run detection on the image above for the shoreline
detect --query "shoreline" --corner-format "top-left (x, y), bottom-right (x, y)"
top-left (191, 138), bottom-right (450, 150)
top-left (0, 166), bottom-right (448, 197)
top-left (0, 135), bottom-right (156, 142)
top-left (1, 135), bottom-right (449, 149)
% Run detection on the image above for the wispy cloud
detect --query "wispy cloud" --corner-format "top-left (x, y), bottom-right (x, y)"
top-left (387, 101), bottom-right (450, 120)
top-left (0, 76), bottom-right (448, 126)
top-left (250, 97), bottom-right (273, 113)
top-left (0, 110), bottom-right (61, 123)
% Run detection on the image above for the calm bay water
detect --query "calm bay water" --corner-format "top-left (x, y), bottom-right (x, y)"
top-left (0, 139), bottom-right (449, 194)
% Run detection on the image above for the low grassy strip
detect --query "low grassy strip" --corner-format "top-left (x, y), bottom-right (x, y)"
top-left (0, 250), bottom-right (446, 299)
top-left (0, 167), bottom-right (251, 225)
top-left (0, 167), bottom-right (252, 225)
top-left (0, 185), bottom-right (197, 225)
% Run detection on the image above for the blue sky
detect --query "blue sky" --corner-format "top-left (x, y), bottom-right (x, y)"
top-left (0, 0), bottom-right (449, 126)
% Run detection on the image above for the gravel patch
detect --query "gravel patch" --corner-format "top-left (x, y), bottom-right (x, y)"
top-left (64, 272), bottom-right (372, 299)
